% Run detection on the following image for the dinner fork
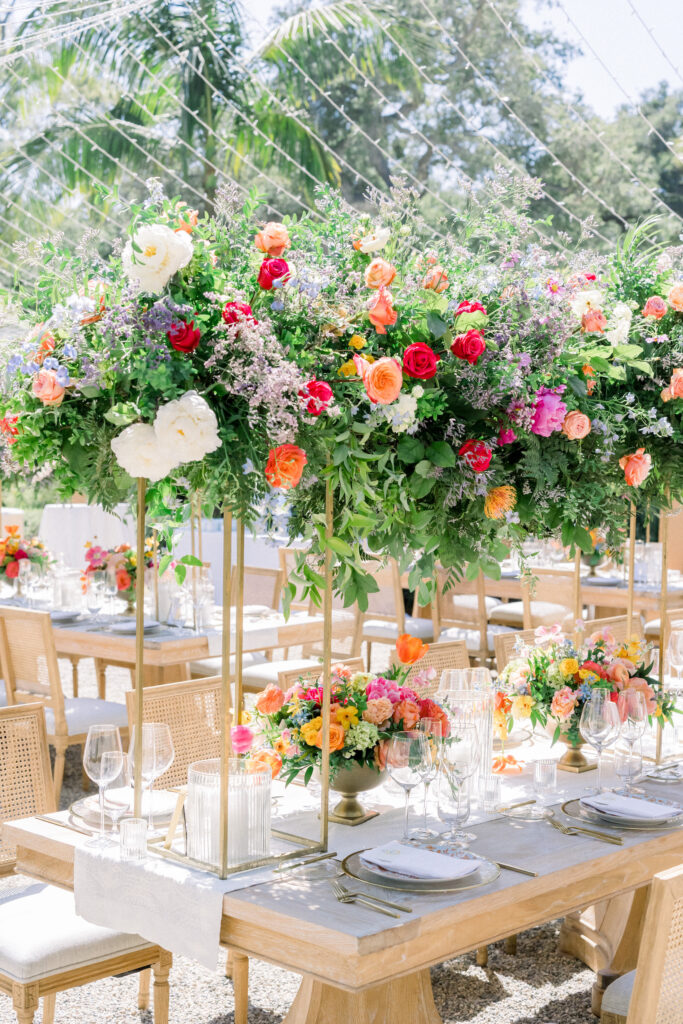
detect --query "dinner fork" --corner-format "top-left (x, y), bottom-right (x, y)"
top-left (547, 815), bottom-right (623, 846)
top-left (333, 881), bottom-right (412, 913)
top-left (330, 879), bottom-right (401, 918)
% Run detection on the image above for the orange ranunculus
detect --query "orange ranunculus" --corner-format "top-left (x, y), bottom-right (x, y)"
top-left (421, 265), bottom-right (448, 293)
top-left (367, 286), bottom-right (397, 334)
top-left (492, 754), bottom-right (523, 774)
top-left (619, 447), bottom-right (652, 487)
top-left (392, 698), bottom-right (421, 729)
top-left (581, 308), bottom-right (607, 333)
top-left (484, 485), bottom-right (516, 520)
top-left (353, 355), bottom-right (402, 404)
top-left (364, 257), bottom-right (396, 289)
top-left (248, 748), bottom-right (283, 779)
top-left (254, 222), bottom-right (290, 258)
top-left (562, 410), bottom-right (591, 440)
top-left (32, 369), bottom-right (65, 406)
top-left (116, 569), bottom-right (132, 591)
top-left (642, 296), bottom-right (668, 320)
top-left (255, 683), bottom-right (286, 715)
top-left (396, 633), bottom-right (429, 665)
top-left (660, 368), bottom-right (683, 403)
top-left (582, 364), bottom-right (596, 395)
top-left (667, 283), bottom-right (683, 312)
top-left (175, 208), bottom-right (198, 234)
top-left (313, 722), bottom-right (346, 753)
top-left (265, 444), bottom-right (307, 489)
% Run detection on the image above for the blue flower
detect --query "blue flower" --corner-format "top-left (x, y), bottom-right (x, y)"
top-left (63, 343), bottom-right (77, 359)
top-left (43, 357), bottom-right (59, 371)
top-left (7, 355), bottom-right (22, 374)
top-left (56, 367), bottom-right (70, 386)
top-left (271, 299), bottom-right (284, 311)
top-left (27, 361), bottom-right (40, 374)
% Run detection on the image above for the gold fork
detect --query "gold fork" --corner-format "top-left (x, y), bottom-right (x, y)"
top-left (548, 815), bottom-right (622, 846)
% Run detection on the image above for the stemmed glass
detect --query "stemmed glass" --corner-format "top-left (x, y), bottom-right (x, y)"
top-left (437, 720), bottom-right (480, 846)
top-left (667, 624), bottom-right (683, 690)
top-left (103, 753), bottom-right (132, 833)
top-left (18, 558), bottom-right (32, 605)
top-left (386, 731), bottom-right (428, 840)
top-left (129, 723), bottom-right (174, 832)
top-left (579, 690), bottom-right (620, 792)
top-left (616, 690), bottom-right (647, 792)
top-left (413, 719), bottom-right (444, 840)
top-left (85, 571), bottom-right (106, 624)
top-left (104, 567), bottom-right (119, 618)
top-left (83, 725), bottom-right (123, 847)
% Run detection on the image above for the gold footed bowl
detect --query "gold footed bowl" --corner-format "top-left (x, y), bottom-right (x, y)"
top-left (328, 762), bottom-right (386, 826)
top-left (557, 736), bottom-right (595, 773)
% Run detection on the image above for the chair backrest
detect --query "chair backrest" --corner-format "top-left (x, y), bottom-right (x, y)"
top-left (625, 863), bottom-right (683, 1023)
top-left (0, 607), bottom-right (65, 735)
top-left (391, 639), bottom-right (470, 695)
top-left (125, 676), bottom-right (223, 788)
top-left (494, 628), bottom-right (538, 672)
top-left (277, 657), bottom-right (366, 690)
top-left (362, 560), bottom-right (406, 628)
top-left (521, 567), bottom-right (578, 629)
top-left (434, 568), bottom-right (488, 659)
top-left (230, 566), bottom-right (282, 610)
top-left (0, 703), bottom-right (55, 872)
top-left (582, 615), bottom-right (634, 644)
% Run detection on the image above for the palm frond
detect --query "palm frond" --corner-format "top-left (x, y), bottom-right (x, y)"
top-left (257, 0), bottom-right (379, 56)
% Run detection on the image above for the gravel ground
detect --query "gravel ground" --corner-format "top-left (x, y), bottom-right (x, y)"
top-left (1, 650), bottom-right (595, 1024)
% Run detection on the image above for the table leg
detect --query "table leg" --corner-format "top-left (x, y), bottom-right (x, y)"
top-left (282, 969), bottom-right (442, 1024)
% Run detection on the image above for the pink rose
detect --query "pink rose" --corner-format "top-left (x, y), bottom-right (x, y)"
top-left (531, 387), bottom-right (567, 437)
top-left (231, 725), bottom-right (254, 754)
top-left (642, 296), bottom-right (667, 320)
top-left (550, 686), bottom-right (577, 721)
top-left (498, 426), bottom-right (517, 445)
top-left (32, 369), bottom-right (65, 407)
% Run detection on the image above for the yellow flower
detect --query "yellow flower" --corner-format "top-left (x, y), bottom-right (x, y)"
top-left (129, 555), bottom-right (137, 568)
top-left (338, 359), bottom-right (358, 377)
top-left (560, 658), bottom-right (579, 676)
top-left (493, 709), bottom-right (508, 741)
top-left (273, 736), bottom-right (288, 755)
top-left (654, 705), bottom-right (662, 718)
top-left (512, 695), bottom-right (534, 719)
top-left (335, 706), bottom-right (359, 730)
top-left (239, 710), bottom-right (252, 725)
top-left (617, 640), bottom-right (642, 662)
top-left (578, 669), bottom-right (600, 684)
top-left (300, 716), bottom-right (323, 746)
top-left (484, 485), bottom-right (517, 520)
top-left (349, 334), bottom-right (366, 350)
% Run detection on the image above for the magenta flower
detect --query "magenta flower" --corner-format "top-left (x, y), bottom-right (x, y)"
top-left (531, 386), bottom-right (567, 437)
top-left (231, 725), bottom-right (254, 754)
top-left (498, 426), bottom-right (517, 445)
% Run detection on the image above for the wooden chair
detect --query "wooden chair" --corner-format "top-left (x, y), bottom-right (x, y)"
top-left (489, 566), bottom-right (578, 631)
top-left (434, 569), bottom-right (513, 665)
top-left (277, 657), bottom-right (366, 690)
top-left (0, 703), bottom-right (171, 1024)
top-left (390, 639), bottom-right (469, 695)
top-left (601, 863), bottom-right (683, 1023)
top-left (583, 615), bottom-right (634, 645)
top-left (359, 560), bottom-right (437, 669)
top-left (278, 546), bottom-right (360, 659)
top-left (643, 609), bottom-right (683, 648)
top-left (0, 607), bottom-right (128, 803)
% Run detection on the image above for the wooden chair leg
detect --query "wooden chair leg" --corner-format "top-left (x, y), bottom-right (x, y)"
top-left (41, 993), bottom-right (56, 1024)
top-left (70, 656), bottom-right (79, 697)
top-left (504, 934), bottom-right (518, 955)
top-left (365, 642), bottom-right (372, 672)
top-left (52, 746), bottom-right (67, 806)
top-left (12, 982), bottom-right (38, 1024)
top-left (138, 968), bottom-right (151, 1009)
top-left (224, 949), bottom-right (234, 978)
top-left (476, 945), bottom-right (488, 966)
top-left (232, 952), bottom-right (249, 1024)
top-left (152, 951), bottom-right (172, 1024)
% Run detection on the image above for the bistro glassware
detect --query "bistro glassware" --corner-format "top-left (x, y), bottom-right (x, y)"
top-left (120, 818), bottom-right (148, 861)
top-left (413, 719), bottom-right (443, 839)
top-left (83, 725), bottom-right (123, 846)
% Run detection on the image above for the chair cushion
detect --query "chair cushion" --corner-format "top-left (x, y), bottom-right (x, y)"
top-left (0, 680), bottom-right (6, 708)
top-left (601, 970), bottom-right (635, 1017)
top-left (189, 652), bottom-right (268, 678)
top-left (445, 595), bottom-right (501, 614)
top-left (0, 882), bottom-right (154, 982)
top-left (44, 698), bottom-right (128, 738)
top-left (440, 624), bottom-right (515, 654)
top-left (242, 658), bottom-right (322, 689)
top-left (363, 616), bottom-right (434, 641)
top-left (644, 618), bottom-right (660, 638)
top-left (488, 601), bottom-right (569, 628)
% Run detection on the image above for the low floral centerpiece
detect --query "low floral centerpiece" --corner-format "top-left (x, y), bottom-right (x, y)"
top-left (0, 526), bottom-right (49, 583)
top-left (83, 541), bottom-right (155, 608)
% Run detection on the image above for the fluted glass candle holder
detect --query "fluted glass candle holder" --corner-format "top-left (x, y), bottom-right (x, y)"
top-left (185, 758), bottom-right (271, 869)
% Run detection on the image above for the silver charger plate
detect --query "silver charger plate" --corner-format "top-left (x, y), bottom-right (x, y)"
top-left (71, 789), bottom-right (178, 829)
top-left (562, 796), bottom-right (683, 831)
top-left (581, 576), bottom-right (622, 587)
top-left (341, 848), bottom-right (500, 893)
top-left (495, 802), bottom-right (553, 822)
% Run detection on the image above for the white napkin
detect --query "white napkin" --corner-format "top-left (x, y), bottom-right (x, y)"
top-left (581, 792), bottom-right (682, 820)
top-left (360, 841), bottom-right (481, 880)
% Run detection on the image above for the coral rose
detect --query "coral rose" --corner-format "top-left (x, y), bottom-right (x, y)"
top-left (619, 447), bottom-right (652, 487)
top-left (451, 329), bottom-right (486, 365)
top-left (607, 661), bottom-right (631, 686)
top-left (367, 287), bottom-right (397, 334)
top-left (364, 257), bottom-right (396, 289)
top-left (248, 749), bottom-right (282, 779)
top-left (660, 368), bottom-right (683, 403)
top-left (667, 283), bottom-right (683, 312)
top-left (363, 697), bottom-right (394, 725)
top-left (402, 342), bottom-right (440, 380)
top-left (254, 222), bottom-right (290, 258)
top-left (116, 569), bottom-right (132, 591)
top-left (265, 444), bottom-right (307, 489)
top-left (257, 257), bottom-right (290, 290)
top-left (422, 265), bottom-right (448, 292)
top-left (396, 633), bottom-right (429, 665)
top-left (623, 678), bottom-right (657, 715)
top-left (642, 296), bottom-right (668, 320)
top-left (313, 722), bottom-right (346, 753)
top-left (354, 355), bottom-right (402, 404)
top-left (255, 683), bottom-right (286, 714)
top-left (459, 439), bottom-right (492, 472)
top-left (4, 560), bottom-right (19, 579)
top-left (167, 319), bottom-right (201, 353)
top-left (551, 686), bottom-right (577, 721)
top-left (581, 308), bottom-right (607, 333)
top-left (484, 485), bottom-right (516, 520)
top-left (562, 411), bottom-right (591, 440)
top-left (392, 699), bottom-right (421, 729)
top-left (32, 369), bottom-right (65, 407)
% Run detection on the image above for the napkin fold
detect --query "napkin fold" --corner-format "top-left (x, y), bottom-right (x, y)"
top-left (360, 841), bottom-right (480, 880)
top-left (581, 792), bottom-right (681, 820)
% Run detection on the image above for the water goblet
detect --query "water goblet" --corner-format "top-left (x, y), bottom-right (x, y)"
top-left (83, 725), bottom-right (123, 847)
top-left (386, 731), bottom-right (428, 840)
top-left (413, 718), bottom-right (444, 840)
top-left (579, 689), bottom-right (620, 792)
top-left (129, 722), bottom-right (174, 832)
top-left (103, 753), bottom-right (132, 833)
top-left (85, 571), bottom-right (106, 624)
top-left (437, 721), bottom-right (480, 846)
top-left (616, 690), bottom-right (647, 792)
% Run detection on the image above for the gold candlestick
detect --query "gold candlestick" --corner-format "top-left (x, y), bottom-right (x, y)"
top-left (133, 477), bottom-right (146, 819)
top-left (219, 506), bottom-right (233, 879)
top-left (627, 502), bottom-right (636, 635)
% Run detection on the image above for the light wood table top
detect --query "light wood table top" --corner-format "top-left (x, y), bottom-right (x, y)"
top-left (483, 573), bottom-right (683, 615)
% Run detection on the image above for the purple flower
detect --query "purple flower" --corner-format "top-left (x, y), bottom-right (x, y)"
top-left (531, 386), bottom-right (567, 437)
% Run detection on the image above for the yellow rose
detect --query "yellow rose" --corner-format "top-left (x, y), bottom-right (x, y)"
top-left (560, 658), bottom-right (579, 676)
top-left (335, 706), bottom-right (359, 730)
top-left (617, 640), bottom-right (642, 662)
top-left (338, 359), bottom-right (358, 377)
top-left (512, 695), bottom-right (534, 719)
top-left (300, 716), bottom-right (323, 746)
top-left (349, 334), bottom-right (366, 350)
top-left (578, 669), bottom-right (600, 684)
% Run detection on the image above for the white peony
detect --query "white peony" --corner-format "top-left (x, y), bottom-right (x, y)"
top-left (153, 390), bottom-right (221, 464)
top-left (111, 423), bottom-right (179, 482)
top-left (358, 227), bottom-right (390, 253)
top-left (569, 289), bottom-right (604, 319)
top-left (121, 224), bottom-right (193, 294)
top-left (606, 301), bottom-right (633, 345)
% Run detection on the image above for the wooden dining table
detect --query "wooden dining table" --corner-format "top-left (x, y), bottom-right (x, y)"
top-left (484, 573), bottom-right (683, 617)
top-left (7, 775), bottom-right (683, 1024)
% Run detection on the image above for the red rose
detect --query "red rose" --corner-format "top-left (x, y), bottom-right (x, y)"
top-left (222, 301), bottom-right (256, 326)
top-left (451, 329), bottom-right (486, 365)
top-left (459, 439), bottom-right (492, 472)
top-left (453, 300), bottom-right (487, 316)
top-left (0, 415), bottom-right (18, 444)
top-left (402, 342), bottom-right (441, 380)
top-left (299, 378), bottom-right (333, 416)
top-left (5, 560), bottom-right (19, 579)
top-left (257, 258), bottom-right (290, 291)
top-left (15, 550), bottom-right (28, 560)
top-left (167, 319), bottom-right (200, 353)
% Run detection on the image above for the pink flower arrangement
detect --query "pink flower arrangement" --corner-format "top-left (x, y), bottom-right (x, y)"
top-left (531, 386), bottom-right (567, 437)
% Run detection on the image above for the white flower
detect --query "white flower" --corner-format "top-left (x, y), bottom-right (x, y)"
top-left (606, 301), bottom-right (633, 345)
top-left (111, 423), bottom-right (178, 482)
top-left (569, 289), bottom-right (604, 318)
top-left (376, 391), bottom-right (418, 434)
top-left (153, 390), bottom-right (221, 464)
top-left (122, 224), bottom-right (193, 294)
top-left (358, 227), bottom-right (390, 253)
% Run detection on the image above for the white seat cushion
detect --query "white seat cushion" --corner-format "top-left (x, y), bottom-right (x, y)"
top-left (644, 618), bottom-right (660, 638)
top-left (241, 658), bottom-right (322, 689)
top-left (488, 601), bottom-right (569, 628)
top-left (445, 595), bottom-right (501, 614)
top-left (363, 615), bottom-right (434, 641)
top-left (189, 652), bottom-right (268, 678)
top-left (0, 680), bottom-right (6, 707)
top-left (440, 624), bottom-right (515, 654)
top-left (0, 882), bottom-right (153, 982)
top-left (601, 970), bottom-right (635, 1017)
top-left (44, 698), bottom-right (128, 737)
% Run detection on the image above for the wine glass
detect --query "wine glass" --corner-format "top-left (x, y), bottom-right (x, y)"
top-left (413, 719), bottom-right (444, 840)
top-left (18, 557), bottom-right (32, 605)
top-left (579, 690), bottom-right (620, 793)
top-left (104, 567), bottom-right (119, 617)
top-left (85, 571), bottom-right (106, 623)
top-left (103, 753), bottom-right (132, 833)
top-left (83, 725), bottom-right (123, 846)
top-left (667, 624), bottom-right (683, 690)
top-left (616, 690), bottom-right (647, 793)
top-left (129, 723), bottom-right (174, 832)
top-left (386, 731), bottom-right (428, 840)
top-left (437, 721), bottom-right (480, 846)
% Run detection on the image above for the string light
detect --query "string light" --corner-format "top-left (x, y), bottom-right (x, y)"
top-left (626, 0), bottom-right (683, 88)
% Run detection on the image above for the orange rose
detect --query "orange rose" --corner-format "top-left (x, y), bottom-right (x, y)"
top-left (248, 749), bottom-right (283, 779)
top-left (619, 447), bottom-right (652, 487)
top-left (396, 633), bottom-right (429, 665)
top-left (551, 686), bottom-right (577, 721)
top-left (254, 222), bottom-right (290, 258)
top-left (265, 444), bottom-right (307, 489)
top-left (32, 369), bottom-right (65, 407)
top-left (422, 265), bottom-right (448, 293)
top-left (116, 569), bottom-right (132, 591)
top-left (353, 355), bottom-right (402, 404)
top-left (606, 661), bottom-right (630, 686)
top-left (582, 364), bottom-right (597, 395)
top-left (642, 296), bottom-right (668, 320)
top-left (367, 287), bottom-right (398, 334)
top-left (667, 283), bottom-right (683, 312)
top-left (581, 308), bottom-right (607, 333)
top-left (562, 411), bottom-right (591, 440)
top-left (255, 683), bottom-right (286, 714)
top-left (392, 698), bottom-right (421, 729)
top-left (364, 257), bottom-right (396, 289)
top-left (661, 368), bottom-right (683, 403)
top-left (313, 722), bottom-right (346, 753)
top-left (175, 209), bottom-right (198, 234)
